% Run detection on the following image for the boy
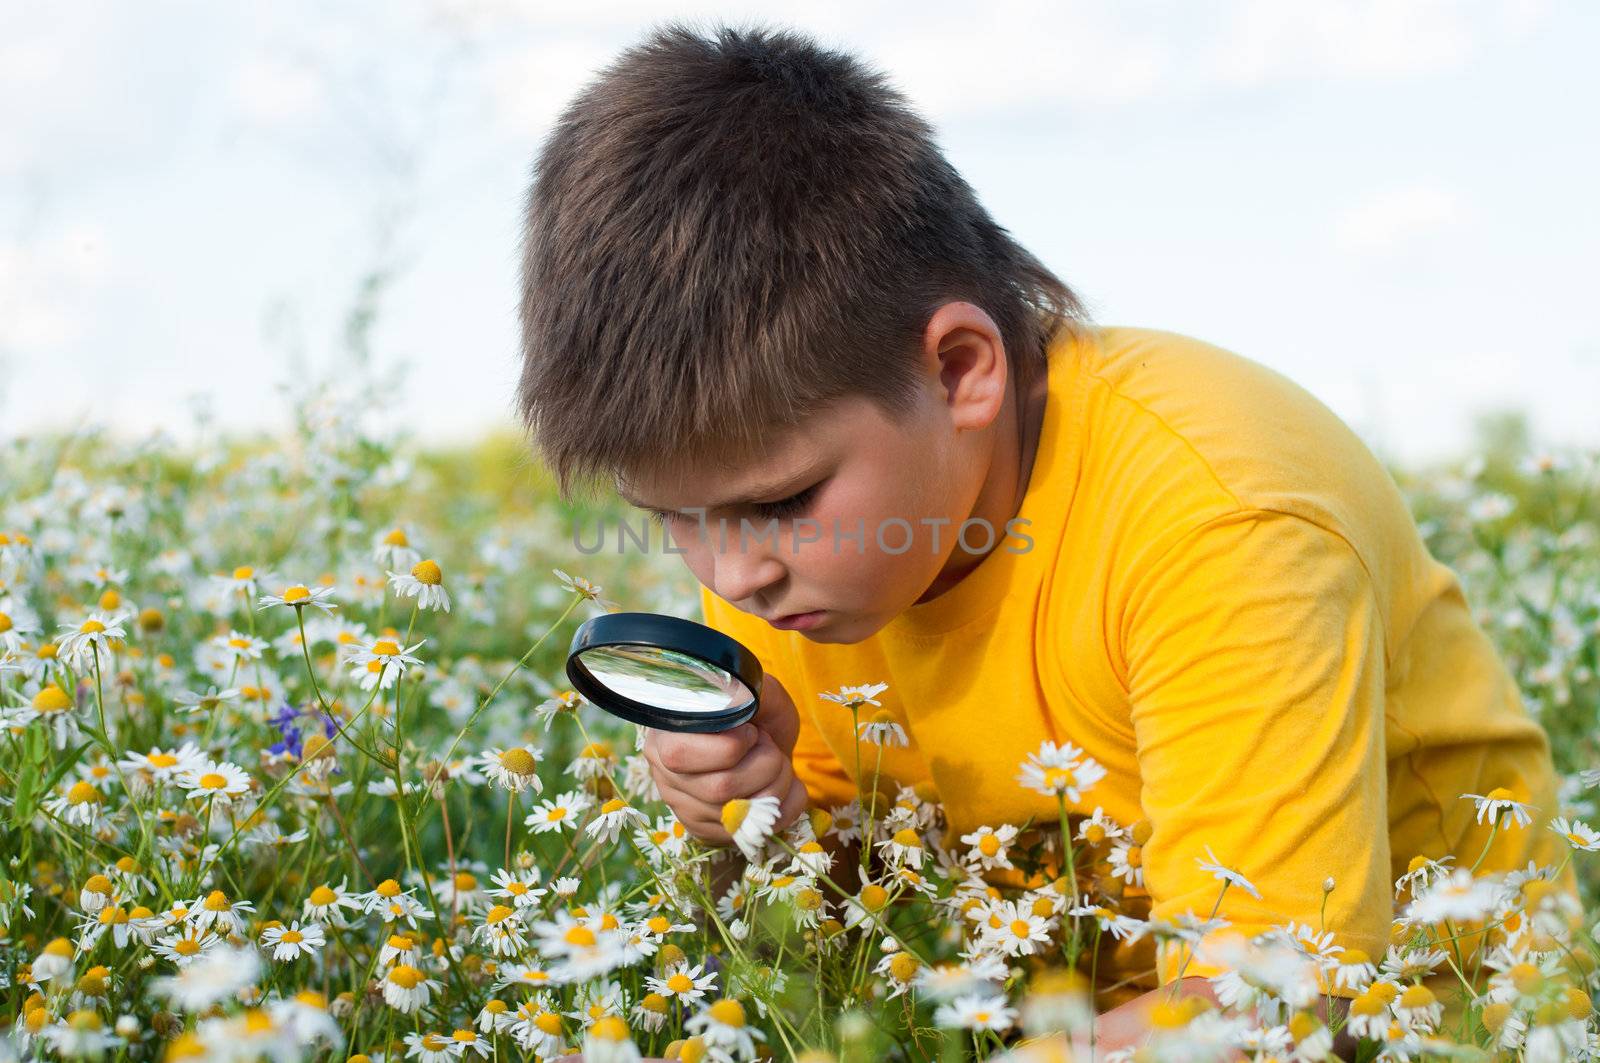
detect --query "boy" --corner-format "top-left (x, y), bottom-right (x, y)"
top-left (516, 19), bottom-right (1565, 1050)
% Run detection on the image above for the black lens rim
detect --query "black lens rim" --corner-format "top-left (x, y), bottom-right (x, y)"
top-left (564, 612), bottom-right (762, 733)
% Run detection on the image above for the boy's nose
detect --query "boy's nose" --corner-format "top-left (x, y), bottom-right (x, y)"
top-left (710, 540), bottom-right (786, 605)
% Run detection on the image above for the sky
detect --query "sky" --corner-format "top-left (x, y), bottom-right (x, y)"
top-left (2, 0), bottom-right (1596, 467)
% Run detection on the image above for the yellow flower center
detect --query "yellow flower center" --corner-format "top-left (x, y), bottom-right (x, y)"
top-left (198, 773), bottom-right (227, 790)
top-left (33, 685), bottom-right (72, 712)
top-left (667, 972), bottom-right (694, 993)
top-left (564, 925), bottom-right (597, 947)
top-left (383, 528), bottom-right (409, 546)
top-left (233, 566), bottom-right (254, 580)
top-left (387, 964), bottom-right (423, 989)
top-left (720, 799), bottom-right (750, 834)
top-left (707, 999), bottom-right (746, 1028)
top-left (411, 560), bottom-right (443, 585)
top-left (590, 1015), bottom-right (629, 1042)
top-left (534, 1012), bottom-right (563, 1035)
top-left (648, 916), bottom-right (671, 934)
top-left (67, 781), bottom-right (100, 805)
top-left (891, 828), bottom-right (920, 848)
top-left (978, 834), bottom-right (1001, 856)
top-left (859, 884), bottom-right (888, 912)
top-left (485, 905), bottom-right (515, 925)
top-left (1399, 984), bottom-right (1437, 1009)
top-left (889, 953), bottom-right (920, 982)
top-left (1485, 787), bottom-right (1514, 802)
top-left (280, 929), bottom-right (303, 945)
top-left (376, 879), bottom-right (401, 897)
top-left (83, 874), bottom-right (112, 895)
top-left (372, 640), bottom-right (400, 657)
top-left (498, 748), bottom-right (537, 776)
top-left (546, 807), bottom-right (568, 821)
top-left (80, 619), bottom-right (106, 634)
top-left (204, 890), bottom-right (229, 911)
top-left (1043, 766), bottom-right (1076, 790)
top-left (282, 586), bottom-right (310, 603)
top-left (451, 1030), bottom-right (478, 1044)
top-left (0, 612), bottom-right (10, 633)
top-left (174, 937), bottom-right (201, 956)
top-left (147, 752), bottom-right (178, 768)
top-left (600, 798), bottom-right (628, 815)
top-left (453, 872), bottom-right (477, 890)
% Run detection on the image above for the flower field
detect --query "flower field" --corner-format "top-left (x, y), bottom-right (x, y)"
top-left (3, 369), bottom-right (1599, 1062)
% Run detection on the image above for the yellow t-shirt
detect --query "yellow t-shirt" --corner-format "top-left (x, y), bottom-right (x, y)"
top-left (699, 323), bottom-right (1564, 999)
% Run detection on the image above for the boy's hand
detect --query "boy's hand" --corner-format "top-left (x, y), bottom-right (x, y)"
top-left (642, 671), bottom-right (809, 844)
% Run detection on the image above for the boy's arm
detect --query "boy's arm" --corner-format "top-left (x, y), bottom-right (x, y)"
top-left (1117, 507), bottom-right (1393, 983)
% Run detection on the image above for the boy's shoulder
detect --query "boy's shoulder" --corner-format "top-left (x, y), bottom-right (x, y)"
top-left (1074, 325), bottom-right (1409, 551)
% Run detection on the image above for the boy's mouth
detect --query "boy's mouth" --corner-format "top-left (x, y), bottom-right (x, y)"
top-left (768, 610), bottom-right (826, 631)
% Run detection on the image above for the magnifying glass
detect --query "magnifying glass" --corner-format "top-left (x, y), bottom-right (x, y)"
top-left (564, 612), bottom-right (763, 733)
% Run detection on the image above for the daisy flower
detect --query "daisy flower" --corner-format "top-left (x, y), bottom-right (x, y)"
top-left (1462, 788), bottom-right (1535, 828)
top-left (260, 921), bottom-right (325, 961)
top-left (173, 686), bottom-right (242, 716)
top-left (582, 1015), bottom-right (640, 1063)
top-left (1550, 816), bottom-right (1600, 851)
top-left (46, 780), bottom-right (104, 827)
top-left (177, 760), bottom-right (252, 803)
top-left (960, 824), bottom-right (1019, 870)
top-left (646, 962), bottom-right (718, 1002)
top-left (586, 798), bottom-right (647, 844)
top-left (983, 903), bottom-right (1052, 957)
top-left (118, 743), bottom-right (203, 783)
top-left (373, 527), bottom-right (422, 570)
top-left (445, 1028), bottom-right (491, 1060)
top-left (569, 739), bottom-right (617, 780)
top-left (856, 707), bottom-right (908, 747)
top-left (193, 889), bottom-right (256, 936)
top-left (1195, 845), bottom-right (1262, 899)
top-left (1017, 740), bottom-right (1106, 803)
top-left (684, 999), bottom-right (765, 1059)
top-left (553, 568), bottom-right (619, 611)
top-left (489, 868), bottom-right (547, 909)
top-left (388, 559), bottom-right (450, 613)
top-left (532, 689), bottom-right (586, 730)
top-left (1073, 806), bottom-right (1125, 846)
top-left (878, 826), bottom-right (927, 869)
top-left (149, 944), bottom-right (261, 1011)
top-left (152, 928), bottom-right (221, 967)
top-left (302, 880), bottom-right (363, 926)
top-left (257, 583), bottom-right (338, 614)
top-left (720, 796), bottom-right (782, 861)
top-left (818, 682), bottom-right (889, 710)
top-left (479, 745), bottom-right (544, 793)
top-left (1405, 868), bottom-right (1502, 924)
top-left (933, 992), bottom-right (1017, 1032)
top-left (346, 636), bottom-right (426, 689)
top-left (214, 564), bottom-right (269, 597)
top-left (474, 905), bottom-right (529, 957)
top-left (402, 1030), bottom-right (455, 1063)
top-left (526, 791), bottom-right (591, 834)
top-left (382, 964), bottom-right (439, 1014)
top-left (1107, 839), bottom-right (1144, 887)
top-left (211, 629), bottom-right (268, 663)
top-left (56, 612), bottom-right (127, 669)
top-left (28, 684), bottom-right (82, 748)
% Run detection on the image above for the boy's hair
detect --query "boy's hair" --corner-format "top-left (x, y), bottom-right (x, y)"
top-left (516, 19), bottom-right (1093, 499)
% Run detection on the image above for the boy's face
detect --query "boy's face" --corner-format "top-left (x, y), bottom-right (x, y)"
top-left (617, 303), bottom-right (1015, 645)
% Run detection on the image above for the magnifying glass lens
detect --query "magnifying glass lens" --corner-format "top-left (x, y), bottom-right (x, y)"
top-left (572, 645), bottom-right (753, 714)
top-left (564, 613), bottom-right (762, 733)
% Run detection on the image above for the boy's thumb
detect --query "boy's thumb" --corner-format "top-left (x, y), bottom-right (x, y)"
top-left (751, 672), bottom-right (799, 756)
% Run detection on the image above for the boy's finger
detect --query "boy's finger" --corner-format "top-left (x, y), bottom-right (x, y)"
top-left (647, 723), bottom-right (758, 775)
top-left (675, 743), bottom-right (787, 806)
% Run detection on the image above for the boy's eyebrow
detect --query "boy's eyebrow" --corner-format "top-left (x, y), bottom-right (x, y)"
top-left (615, 465), bottom-right (826, 513)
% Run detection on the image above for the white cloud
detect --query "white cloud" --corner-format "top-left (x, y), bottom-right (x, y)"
top-left (1331, 182), bottom-right (1469, 255)
top-left (0, 221), bottom-right (115, 351)
top-left (1207, 0), bottom-right (1478, 87)
top-left (231, 56), bottom-right (326, 124)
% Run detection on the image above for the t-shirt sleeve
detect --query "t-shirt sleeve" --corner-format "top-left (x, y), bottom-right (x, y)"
top-left (1119, 508), bottom-right (1392, 992)
top-left (697, 586), bottom-right (858, 809)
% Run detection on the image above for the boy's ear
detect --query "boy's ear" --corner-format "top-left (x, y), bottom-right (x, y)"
top-left (922, 301), bottom-right (1009, 433)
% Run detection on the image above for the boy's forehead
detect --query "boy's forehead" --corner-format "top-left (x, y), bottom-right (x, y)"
top-left (613, 426), bottom-right (833, 510)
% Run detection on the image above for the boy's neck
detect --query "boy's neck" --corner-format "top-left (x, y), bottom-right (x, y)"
top-left (915, 362), bottom-right (1051, 604)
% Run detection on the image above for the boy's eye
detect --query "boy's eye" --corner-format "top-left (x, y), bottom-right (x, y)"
top-left (642, 480), bottom-right (825, 526)
top-left (749, 482), bottom-right (821, 520)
